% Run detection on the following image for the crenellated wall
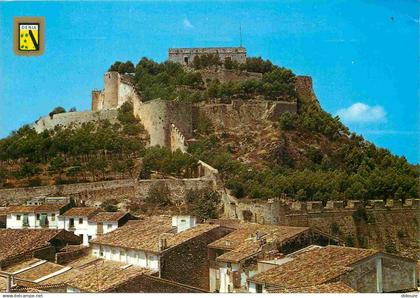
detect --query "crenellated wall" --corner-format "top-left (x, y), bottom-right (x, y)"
top-left (223, 197), bottom-right (420, 258)
top-left (92, 72), bottom-right (141, 112)
top-left (171, 124), bottom-right (188, 153)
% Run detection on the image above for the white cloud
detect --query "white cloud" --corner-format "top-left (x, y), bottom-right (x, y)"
top-left (183, 18), bottom-right (194, 29)
top-left (336, 102), bottom-right (387, 124)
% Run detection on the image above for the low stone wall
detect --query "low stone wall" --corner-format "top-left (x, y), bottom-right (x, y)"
top-left (32, 110), bottom-right (119, 133)
top-left (0, 177), bottom-right (216, 207)
top-left (0, 179), bottom-right (135, 206)
top-left (135, 178), bottom-right (215, 203)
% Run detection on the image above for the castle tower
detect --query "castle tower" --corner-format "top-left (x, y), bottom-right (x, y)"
top-left (103, 71), bottom-right (119, 109)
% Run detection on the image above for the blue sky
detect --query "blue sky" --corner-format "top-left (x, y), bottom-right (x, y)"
top-left (0, 0), bottom-right (418, 163)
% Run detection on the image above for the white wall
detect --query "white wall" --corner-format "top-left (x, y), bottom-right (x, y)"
top-left (172, 215), bottom-right (196, 233)
top-left (58, 216), bottom-right (91, 245)
top-left (7, 212), bottom-right (59, 229)
top-left (248, 282), bottom-right (266, 293)
top-left (92, 245), bottom-right (159, 270)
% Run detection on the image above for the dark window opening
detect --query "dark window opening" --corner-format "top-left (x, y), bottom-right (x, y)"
top-left (256, 284), bottom-right (263, 293)
top-left (184, 57), bottom-right (189, 64)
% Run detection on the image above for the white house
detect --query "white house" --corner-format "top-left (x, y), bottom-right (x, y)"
top-left (90, 215), bottom-right (208, 272)
top-left (207, 222), bottom-right (341, 293)
top-left (247, 245), bottom-right (418, 293)
top-left (58, 207), bottom-right (129, 246)
top-left (6, 204), bottom-right (68, 229)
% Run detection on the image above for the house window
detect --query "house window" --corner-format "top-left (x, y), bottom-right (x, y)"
top-left (51, 213), bottom-right (56, 221)
top-left (69, 218), bottom-right (75, 228)
top-left (23, 214), bottom-right (29, 227)
top-left (36, 214), bottom-right (40, 220)
top-left (180, 219), bottom-right (186, 223)
top-left (88, 235), bottom-right (92, 241)
top-left (16, 214), bottom-right (21, 220)
top-left (107, 224), bottom-right (112, 229)
top-left (256, 284), bottom-right (263, 293)
top-left (79, 218), bottom-right (83, 224)
top-left (99, 249), bottom-right (104, 257)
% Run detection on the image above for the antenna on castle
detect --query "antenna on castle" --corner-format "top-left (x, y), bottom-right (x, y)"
top-left (239, 23), bottom-right (243, 47)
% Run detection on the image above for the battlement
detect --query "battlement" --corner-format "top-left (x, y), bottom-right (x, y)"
top-left (283, 199), bottom-right (420, 214)
top-left (170, 123), bottom-right (187, 153)
top-left (168, 47), bottom-right (246, 66)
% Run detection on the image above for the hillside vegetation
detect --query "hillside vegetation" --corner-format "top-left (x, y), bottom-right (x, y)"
top-left (108, 56), bottom-right (419, 202)
top-left (1, 55), bottom-right (418, 203)
top-left (0, 103), bottom-right (197, 188)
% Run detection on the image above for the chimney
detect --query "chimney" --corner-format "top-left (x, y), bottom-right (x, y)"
top-left (159, 236), bottom-right (167, 251)
top-left (172, 215), bottom-right (196, 233)
top-left (5, 273), bottom-right (14, 292)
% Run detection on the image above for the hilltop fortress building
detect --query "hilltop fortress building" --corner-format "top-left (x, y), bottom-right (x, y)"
top-left (87, 47), bottom-right (318, 152)
top-left (168, 47), bottom-right (247, 66)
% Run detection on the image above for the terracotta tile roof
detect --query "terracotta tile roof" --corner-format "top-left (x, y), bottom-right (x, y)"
top-left (89, 212), bottom-right (127, 223)
top-left (61, 207), bottom-right (99, 218)
top-left (65, 259), bottom-right (154, 292)
top-left (6, 204), bottom-right (67, 213)
top-left (37, 255), bottom-right (154, 292)
top-left (91, 215), bottom-right (219, 254)
top-left (249, 245), bottom-right (378, 289)
top-left (0, 229), bottom-right (81, 263)
top-left (267, 281), bottom-right (358, 293)
top-left (6, 205), bottom-right (38, 213)
top-left (209, 223), bottom-right (309, 263)
top-left (34, 204), bottom-right (68, 213)
top-left (2, 258), bottom-right (42, 273)
top-left (2, 255), bottom-right (153, 293)
top-left (209, 224), bottom-right (309, 250)
top-left (216, 241), bottom-right (261, 263)
top-left (16, 262), bottom-right (65, 281)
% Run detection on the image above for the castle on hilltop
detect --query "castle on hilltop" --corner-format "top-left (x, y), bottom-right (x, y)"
top-left (168, 47), bottom-right (247, 66)
top-left (87, 47), bottom-right (317, 151)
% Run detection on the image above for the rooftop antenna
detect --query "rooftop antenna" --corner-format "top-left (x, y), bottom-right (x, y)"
top-left (239, 23), bottom-right (243, 47)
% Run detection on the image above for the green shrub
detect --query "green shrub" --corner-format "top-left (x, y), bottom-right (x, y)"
top-left (184, 188), bottom-right (220, 220)
top-left (49, 106), bottom-right (66, 118)
top-left (279, 112), bottom-right (296, 130)
top-left (146, 183), bottom-right (171, 207)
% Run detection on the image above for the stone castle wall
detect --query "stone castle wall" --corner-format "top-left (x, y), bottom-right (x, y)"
top-left (92, 72), bottom-right (141, 112)
top-left (133, 99), bottom-right (192, 148)
top-left (199, 68), bottom-right (262, 83)
top-left (32, 110), bottom-right (119, 133)
top-left (195, 99), bottom-right (297, 131)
